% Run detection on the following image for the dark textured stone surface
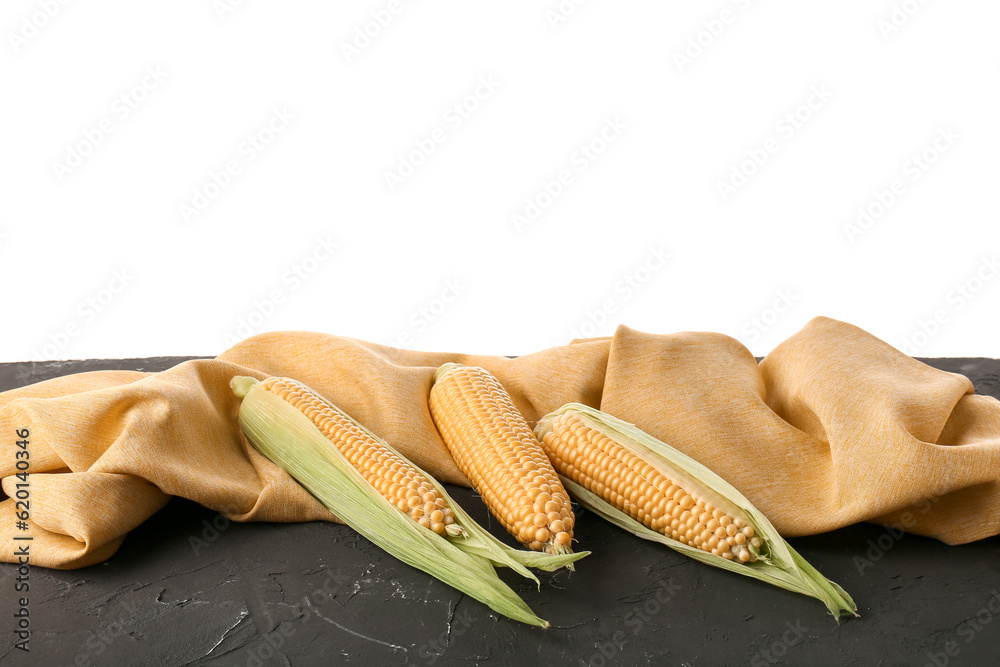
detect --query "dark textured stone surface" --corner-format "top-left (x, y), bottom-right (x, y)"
top-left (0, 357), bottom-right (212, 393)
top-left (3, 356), bottom-right (1000, 666)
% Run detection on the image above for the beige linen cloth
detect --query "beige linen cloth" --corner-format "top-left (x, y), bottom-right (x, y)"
top-left (2, 317), bottom-right (998, 569)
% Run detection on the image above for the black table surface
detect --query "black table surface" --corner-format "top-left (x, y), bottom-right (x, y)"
top-left (3, 356), bottom-right (1000, 667)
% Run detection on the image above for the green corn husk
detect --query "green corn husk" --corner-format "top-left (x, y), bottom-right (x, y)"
top-left (534, 403), bottom-right (858, 620)
top-left (231, 376), bottom-right (586, 627)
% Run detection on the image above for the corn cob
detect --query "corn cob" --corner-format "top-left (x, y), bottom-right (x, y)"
top-left (231, 376), bottom-right (586, 627)
top-left (542, 412), bottom-right (760, 563)
top-left (429, 363), bottom-right (575, 555)
top-left (256, 376), bottom-right (459, 536)
top-left (535, 404), bottom-right (858, 619)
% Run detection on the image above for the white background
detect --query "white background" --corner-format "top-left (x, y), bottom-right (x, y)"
top-left (2, 0), bottom-right (998, 363)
